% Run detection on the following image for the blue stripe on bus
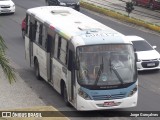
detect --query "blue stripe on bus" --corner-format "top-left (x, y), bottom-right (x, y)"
top-left (81, 83), bottom-right (136, 100)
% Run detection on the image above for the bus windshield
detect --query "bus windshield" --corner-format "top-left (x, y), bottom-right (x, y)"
top-left (76, 44), bottom-right (137, 89)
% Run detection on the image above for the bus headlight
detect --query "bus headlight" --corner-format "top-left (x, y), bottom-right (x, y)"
top-left (78, 88), bottom-right (91, 100)
top-left (128, 85), bottom-right (138, 97)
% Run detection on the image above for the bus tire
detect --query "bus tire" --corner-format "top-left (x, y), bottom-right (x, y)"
top-left (63, 85), bottom-right (70, 106)
top-left (34, 59), bottom-right (41, 80)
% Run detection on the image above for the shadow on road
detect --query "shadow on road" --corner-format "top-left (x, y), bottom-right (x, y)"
top-left (138, 69), bottom-right (160, 75)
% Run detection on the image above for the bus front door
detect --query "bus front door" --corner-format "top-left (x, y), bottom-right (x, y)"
top-left (68, 50), bottom-right (75, 103)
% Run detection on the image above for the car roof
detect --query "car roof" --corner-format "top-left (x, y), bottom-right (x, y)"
top-left (126, 35), bottom-right (145, 41)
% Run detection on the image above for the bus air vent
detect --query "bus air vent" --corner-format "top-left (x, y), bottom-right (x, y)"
top-left (92, 93), bottom-right (126, 100)
top-left (78, 26), bottom-right (100, 32)
top-left (51, 10), bottom-right (70, 15)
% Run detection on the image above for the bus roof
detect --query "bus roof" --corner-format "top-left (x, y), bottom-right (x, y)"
top-left (27, 6), bottom-right (131, 45)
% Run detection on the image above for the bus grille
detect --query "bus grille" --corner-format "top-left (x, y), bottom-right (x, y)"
top-left (92, 94), bottom-right (126, 100)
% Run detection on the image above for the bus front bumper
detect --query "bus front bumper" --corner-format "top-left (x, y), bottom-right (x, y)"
top-left (76, 91), bottom-right (138, 111)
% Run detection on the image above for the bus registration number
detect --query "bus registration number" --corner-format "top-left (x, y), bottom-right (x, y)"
top-left (104, 101), bottom-right (116, 107)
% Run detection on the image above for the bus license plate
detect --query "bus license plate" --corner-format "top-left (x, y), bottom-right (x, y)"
top-left (147, 63), bottom-right (155, 67)
top-left (104, 101), bottom-right (116, 107)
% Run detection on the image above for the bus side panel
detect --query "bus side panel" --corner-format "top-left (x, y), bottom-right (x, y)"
top-left (33, 43), bottom-right (48, 81)
top-left (67, 70), bottom-right (72, 101)
top-left (25, 37), bottom-right (31, 66)
top-left (51, 58), bottom-right (67, 94)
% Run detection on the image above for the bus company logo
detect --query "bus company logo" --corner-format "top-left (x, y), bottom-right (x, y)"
top-left (2, 112), bottom-right (12, 117)
top-left (106, 95), bottom-right (111, 99)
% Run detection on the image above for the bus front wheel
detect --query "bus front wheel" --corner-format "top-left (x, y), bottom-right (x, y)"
top-left (34, 59), bottom-right (41, 80)
top-left (63, 85), bottom-right (70, 106)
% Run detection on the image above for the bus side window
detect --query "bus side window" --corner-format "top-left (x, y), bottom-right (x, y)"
top-left (25, 15), bottom-right (28, 36)
top-left (46, 34), bottom-right (55, 55)
top-left (57, 36), bottom-right (61, 59)
top-left (54, 34), bottom-right (59, 59)
top-left (38, 24), bottom-right (43, 46)
top-left (29, 16), bottom-right (36, 41)
top-left (57, 36), bottom-right (68, 65)
top-left (41, 25), bottom-right (47, 50)
top-left (35, 21), bottom-right (43, 46)
top-left (29, 22), bottom-right (32, 40)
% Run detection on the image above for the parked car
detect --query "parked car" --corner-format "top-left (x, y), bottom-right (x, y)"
top-left (21, 18), bottom-right (26, 39)
top-left (132, 0), bottom-right (160, 10)
top-left (126, 36), bottom-right (160, 71)
top-left (0, 0), bottom-right (15, 14)
top-left (45, 0), bottom-right (80, 11)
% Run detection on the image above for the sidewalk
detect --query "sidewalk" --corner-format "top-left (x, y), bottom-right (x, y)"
top-left (0, 67), bottom-right (45, 109)
top-left (0, 66), bottom-right (69, 119)
top-left (81, 0), bottom-right (160, 32)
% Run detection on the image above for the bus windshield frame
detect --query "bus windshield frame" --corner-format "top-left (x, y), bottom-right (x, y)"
top-left (76, 44), bottom-right (137, 90)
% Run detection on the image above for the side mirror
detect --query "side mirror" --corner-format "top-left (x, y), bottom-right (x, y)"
top-left (153, 46), bottom-right (157, 49)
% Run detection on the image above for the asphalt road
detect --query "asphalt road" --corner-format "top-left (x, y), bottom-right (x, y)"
top-left (0, 0), bottom-right (160, 119)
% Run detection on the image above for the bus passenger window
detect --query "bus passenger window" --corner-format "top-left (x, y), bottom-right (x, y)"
top-left (38, 24), bottom-right (43, 45)
top-left (57, 36), bottom-right (61, 59)
top-left (46, 34), bottom-right (55, 54)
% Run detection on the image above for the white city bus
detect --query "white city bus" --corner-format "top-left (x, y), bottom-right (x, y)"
top-left (25, 6), bottom-right (138, 111)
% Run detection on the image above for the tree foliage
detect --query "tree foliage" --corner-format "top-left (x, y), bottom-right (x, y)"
top-left (0, 35), bottom-right (16, 83)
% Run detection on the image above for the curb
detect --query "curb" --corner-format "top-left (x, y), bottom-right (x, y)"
top-left (0, 106), bottom-right (70, 120)
top-left (80, 1), bottom-right (160, 33)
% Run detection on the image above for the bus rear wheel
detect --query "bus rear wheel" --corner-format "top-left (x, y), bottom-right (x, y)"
top-left (34, 59), bottom-right (41, 80)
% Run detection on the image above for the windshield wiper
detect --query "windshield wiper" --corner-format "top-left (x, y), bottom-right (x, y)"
top-left (110, 63), bottom-right (124, 85)
top-left (94, 57), bottom-right (104, 85)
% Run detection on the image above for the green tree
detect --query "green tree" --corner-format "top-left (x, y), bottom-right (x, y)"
top-left (0, 35), bottom-right (16, 83)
